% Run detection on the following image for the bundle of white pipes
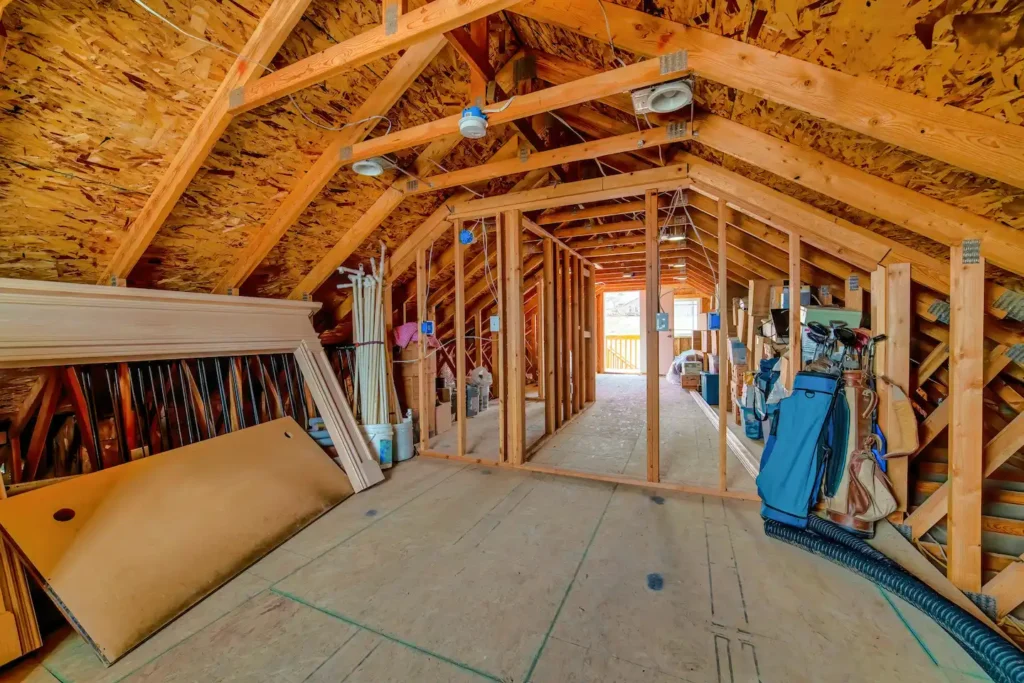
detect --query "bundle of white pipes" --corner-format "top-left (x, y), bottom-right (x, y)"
top-left (337, 244), bottom-right (392, 427)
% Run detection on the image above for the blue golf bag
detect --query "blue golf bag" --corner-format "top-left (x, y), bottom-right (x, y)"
top-left (756, 371), bottom-right (849, 528)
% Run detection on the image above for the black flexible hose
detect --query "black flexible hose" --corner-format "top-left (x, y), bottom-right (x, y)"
top-left (805, 515), bottom-right (904, 569)
top-left (765, 518), bottom-right (1024, 683)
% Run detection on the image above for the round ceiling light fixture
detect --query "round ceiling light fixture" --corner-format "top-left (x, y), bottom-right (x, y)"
top-left (459, 106), bottom-right (489, 139)
top-left (352, 157), bottom-right (387, 177)
top-left (660, 224), bottom-right (687, 242)
top-left (647, 80), bottom-right (694, 114)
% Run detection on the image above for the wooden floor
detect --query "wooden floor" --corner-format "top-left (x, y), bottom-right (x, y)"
top-left (9, 456), bottom-right (987, 682)
top-left (428, 399), bottom-right (547, 459)
top-left (531, 374), bottom-right (756, 492)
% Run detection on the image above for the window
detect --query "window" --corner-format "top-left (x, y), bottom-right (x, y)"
top-left (674, 298), bottom-right (698, 337)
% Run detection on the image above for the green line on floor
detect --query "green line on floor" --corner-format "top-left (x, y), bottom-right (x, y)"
top-left (522, 483), bottom-right (618, 683)
top-left (877, 586), bottom-right (939, 667)
top-left (272, 587), bottom-right (502, 682)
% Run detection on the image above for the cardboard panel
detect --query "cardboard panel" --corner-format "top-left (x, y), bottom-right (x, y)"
top-left (0, 418), bottom-right (353, 664)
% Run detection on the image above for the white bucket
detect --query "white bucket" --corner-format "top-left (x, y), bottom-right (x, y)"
top-left (393, 420), bottom-right (414, 462)
top-left (362, 423), bottom-right (394, 469)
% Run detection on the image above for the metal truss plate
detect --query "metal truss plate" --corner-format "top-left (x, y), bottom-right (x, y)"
top-left (929, 299), bottom-right (951, 325)
top-left (962, 238), bottom-right (981, 264)
top-left (229, 87), bottom-right (245, 110)
top-left (1007, 343), bottom-right (1024, 366)
top-left (660, 50), bottom-right (688, 75)
top-left (667, 121), bottom-right (687, 140)
top-left (405, 179), bottom-right (418, 192)
top-left (384, 3), bottom-right (398, 35)
top-left (519, 145), bottom-right (530, 163)
top-left (848, 274), bottom-right (859, 292)
top-left (339, 146), bottom-right (352, 162)
top-left (994, 289), bottom-right (1024, 322)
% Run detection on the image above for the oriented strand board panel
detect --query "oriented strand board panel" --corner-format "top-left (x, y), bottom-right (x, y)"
top-left (0, 417), bottom-right (353, 665)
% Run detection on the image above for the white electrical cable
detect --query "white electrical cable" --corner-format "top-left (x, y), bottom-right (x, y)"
top-left (596, 0), bottom-right (629, 68)
top-left (129, 0), bottom-right (393, 134)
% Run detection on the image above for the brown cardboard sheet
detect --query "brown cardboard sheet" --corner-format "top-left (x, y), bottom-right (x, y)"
top-left (0, 418), bottom-right (353, 664)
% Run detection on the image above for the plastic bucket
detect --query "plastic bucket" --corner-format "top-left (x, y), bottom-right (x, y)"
top-left (362, 423), bottom-right (394, 469)
top-left (393, 420), bottom-right (414, 462)
top-left (741, 408), bottom-right (763, 440)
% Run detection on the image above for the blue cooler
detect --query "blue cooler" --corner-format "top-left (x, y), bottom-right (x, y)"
top-left (701, 372), bottom-right (719, 405)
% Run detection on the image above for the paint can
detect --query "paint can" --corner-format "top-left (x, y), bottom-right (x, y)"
top-left (362, 423), bottom-right (394, 469)
top-left (393, 416), bottom-right (414, 463)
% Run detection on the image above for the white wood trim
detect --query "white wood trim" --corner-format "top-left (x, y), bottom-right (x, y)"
top-left (0, 279), bottom-right (384, 492)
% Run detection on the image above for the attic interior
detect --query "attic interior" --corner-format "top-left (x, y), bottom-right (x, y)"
top-left (1, 0), bottom-right (1024, 680)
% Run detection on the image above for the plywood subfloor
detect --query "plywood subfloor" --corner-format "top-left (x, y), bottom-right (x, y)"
top-left (530, 374), bottom-right (756, 492)
top-left (428, 400), bottom-right (547, 460)
top-left (10, 455), bottom-right (986, 682)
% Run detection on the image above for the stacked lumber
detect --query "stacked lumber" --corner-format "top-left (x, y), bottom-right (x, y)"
top-left (0, 484), bottom-right (40, 666)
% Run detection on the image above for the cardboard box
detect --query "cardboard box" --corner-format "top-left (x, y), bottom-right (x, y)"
top-left (680, 374), bottom-right (701, 389)
top-left (682, 361), bottom-right (702, 376)
top-left (434, 400), bottom-right (453, 436)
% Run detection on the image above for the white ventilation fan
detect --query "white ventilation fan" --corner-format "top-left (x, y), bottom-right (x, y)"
top-left (459, 107), bottom-right (489, 139)
top-left (352, 156), bottom-right (393, 177)
top-left (631, 79), bottom-right (694, 115)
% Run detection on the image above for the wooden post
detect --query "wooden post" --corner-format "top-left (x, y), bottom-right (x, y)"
top-left (645, 190), bottom-right (660, 483)
top-left (543, 240), bottom-right (556, 434)
top-left (845, 274), bottom-right (864, 311)
top-left (474, 310), bottom-right (483, 368)
top-left (745, 279), bottom-right (772, 362)
top-left (554, 246), bottom-right (564, 429)
top-left (503, 210), bottom-right (526, 465)
top-left (454, 221), bottom-right (468, 458)
top-left (596, 289), bottom-right (605, 374)
top-left (562, 248), bottom-right (573, 421)
top-left (572, 256), bottom-right (583, 414)
top-left (885, 264), bottom-right (911, 516)
top-left (787, 233), bottom-right (802, 388)
top-left (495, 216), bottom-right (507, 462)
top-left (586, 264), bottom-right (597, 402)
top-left (534, 276), bottom-right (544, 400)
top-left (717, 198), bottom-right (729, 492)
top-left (948, 241), bottom-right (984, 593)
top-left (416, 248), bottom-right (430, 452)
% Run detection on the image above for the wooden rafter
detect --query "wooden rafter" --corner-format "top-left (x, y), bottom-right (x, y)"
top-left (229, 0), bottom-right (519, 114)
top-left (315, 55), bottom-right (690, 172)
top-left (100, 0), bottom-right (313, 283)
top-left (511, 0), bottom-right (1024, 190)
top-left (214, 35), bottom-right (448, 294)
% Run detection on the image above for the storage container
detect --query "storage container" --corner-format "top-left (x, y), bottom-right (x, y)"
top-left (741, 407), bottom-right (763, 440)
top-left (701, 372), bottom-right (719, 405)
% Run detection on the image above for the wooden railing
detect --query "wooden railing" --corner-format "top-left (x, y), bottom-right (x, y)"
top-left (605, 334), bottom-right (640, 372)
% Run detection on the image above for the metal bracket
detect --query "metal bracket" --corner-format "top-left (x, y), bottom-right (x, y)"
top-left (1007, 343), bottom-right (1024, 366)
top-left (301, 292), bottom-right (311, 303)
top-left (406, 179), bottom-right (418, 192)
top-left (962, 238), bottom-right (981, 265)
top-left (667, 121), bottom-right (687, 140)
top-left (929, 299), bottom-right (951, 325)
top-left (820, 285), bottom-right (831, 297)
top-left (384, 3), bottom-right (398, 35)
top-left (339, 146), bottom-right (353, 162)
top-left (660, 50), bottom-right (688, 75)
top-left (229, 87), bottom-right (245, 110)
top-left (994, 289), bottom-right (1024, 322)
top-left (486, 80), bottom-right (496, 104)
top-left (519, 145), bottom-right (530, 163)
top-left (848, 274), bottom-right (859, 292)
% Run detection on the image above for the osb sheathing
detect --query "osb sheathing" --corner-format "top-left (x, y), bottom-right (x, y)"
top-left (0, 0), bottom-right (518, 295)
top-left (507, 0), bottom-right (1024, 237)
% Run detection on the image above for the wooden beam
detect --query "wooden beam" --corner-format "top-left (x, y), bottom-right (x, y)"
top-left (562, 248), bottom-right (572, 423)
top-left (22, 372), bottom-right (61, 482)
top-left (417, 248), bottom-right (430, 453)
top-left (982, 559), bottom-right (1024, 619)
top-left (231, 0), bottom-right (518, 113)
top-left (883, 264), bottom-right (911, 515)
top-left (845, 274), bottom-right (865, 311)
top-left (947, 242), bottom-right (985, 593)
top-left (325, 56), bottom-right (689, 172)
top-left (62, 367), bottom-right (101, 473)
top-left (537, 199), bottom-right (654, 225)
top-left (554, 245), bottom-right (564, 429)
top-left (401, 123), bottom-right (690, 196)
top-left (572, 255), bottom-right (582, 414)
top-left (101, 0), bottom-right (313, 282)
top-left (522, 217), bottom-right (596, 266)
top-left (645, 190), bottom-right (660, 483)
top-left (695, 115), bottom-right (1024, 278)
top-left (504, 210), bottom-right (526, 464)
top-left (214, 37), bottom-right (448, 294)
top-left (448, 163), bottom-right (689, 218)
top-left (512, 0), bottom-right (1024, 190)
top-left (454, 221), bottom-right (468, 458)
top-left (718, 198), bottom-right (729, 492)
top-left (543, 240), bottom-right (556, 434)
top-left (586, 262), bottom-right (597, 402)
top-left (787, 233), bottom-right (801, 388)
top-left (553, 219), bottom-right (643, 239)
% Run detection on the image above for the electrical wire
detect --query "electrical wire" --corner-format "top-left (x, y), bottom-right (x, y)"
top-left (596, 0), bottom-right (629, 68)
top-left (130, 0), bottom-right (392, 134)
